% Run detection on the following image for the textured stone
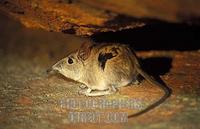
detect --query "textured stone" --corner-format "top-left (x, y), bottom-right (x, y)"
top-left (1, 0), bottom-right (200, 36)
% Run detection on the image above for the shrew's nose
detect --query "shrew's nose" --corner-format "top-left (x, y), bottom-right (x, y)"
top-left (46, 67), bottom-right (53, 74)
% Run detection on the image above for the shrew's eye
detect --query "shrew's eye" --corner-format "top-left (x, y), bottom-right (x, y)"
top-left (68, 57), bottom-right (73, 64)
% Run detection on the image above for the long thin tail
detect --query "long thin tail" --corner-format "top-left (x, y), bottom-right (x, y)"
top-left (128, 63), bottom-right (171, 118)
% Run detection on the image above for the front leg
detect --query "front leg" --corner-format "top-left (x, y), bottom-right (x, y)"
top-left (79, 85), bottom-right (117, 96)
top-left (79, 84), bottom-right (87, 89)
top-left (78, 87), bottom-right (92, 95)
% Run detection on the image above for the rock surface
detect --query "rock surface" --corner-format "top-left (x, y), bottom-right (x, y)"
top-left (0, 0), bottom-right (200, 36)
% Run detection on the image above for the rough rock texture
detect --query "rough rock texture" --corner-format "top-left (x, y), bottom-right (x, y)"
top-left (0, 0), bottom-right (145, 36)
top-left (0, 14), bottom-right (200, 129)
top-left (0, 0), bottom-right (200, 36)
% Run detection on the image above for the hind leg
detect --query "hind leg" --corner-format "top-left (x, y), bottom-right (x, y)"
top-left (131, 73), bottom-right (141, 86)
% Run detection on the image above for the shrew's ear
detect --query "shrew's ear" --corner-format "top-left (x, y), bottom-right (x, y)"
top-left (77, 41), bottom-right (93, 61)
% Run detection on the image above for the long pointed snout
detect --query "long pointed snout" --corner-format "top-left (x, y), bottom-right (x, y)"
top-left (46, 67), bottom-right (53, 74)
top-left (46, 65), bottom-right (59, 74)
top-left (46, 60), bottom-right (63, 74)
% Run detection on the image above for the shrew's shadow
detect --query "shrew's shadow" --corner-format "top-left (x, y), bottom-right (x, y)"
top-left (140, 57), bottom-right (172, 76)
top-left (91, 22), bottom-right (200, 51)
top-left (138, 56), bottom-right (172, 86)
